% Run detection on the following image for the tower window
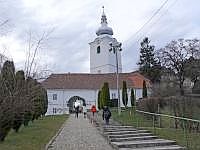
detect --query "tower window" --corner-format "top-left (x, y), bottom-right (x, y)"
top-left (97, 46), bottom-right (100, 54)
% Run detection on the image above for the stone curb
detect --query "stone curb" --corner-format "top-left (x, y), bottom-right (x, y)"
top-left (45, 119), bottom-right (67, 150)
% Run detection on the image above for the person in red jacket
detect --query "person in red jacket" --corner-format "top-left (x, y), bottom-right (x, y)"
top-left (91, 105), bottom-right (97, 117)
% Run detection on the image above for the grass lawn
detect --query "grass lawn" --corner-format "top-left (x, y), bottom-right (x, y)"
top-left (111, 108), bottom-right (200, 150)
top-left (0, 115), bottom-right (68, 150)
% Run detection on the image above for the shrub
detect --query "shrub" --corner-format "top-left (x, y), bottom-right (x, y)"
top-left (138, 97), bottom-right (163, 113)
top-left (122, 81), bottom-right (128, 107)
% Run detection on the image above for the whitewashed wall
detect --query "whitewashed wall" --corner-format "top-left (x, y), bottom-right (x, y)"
top-left (46, 88), bottom-right (146, 115)
top-left (46, 89), bottom-right (98, 115)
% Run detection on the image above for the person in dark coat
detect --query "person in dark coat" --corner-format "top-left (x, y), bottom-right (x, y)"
top-left (75, 105), bottom-right (79, 118)
top-left (102, 106), bottom-right (111, 125)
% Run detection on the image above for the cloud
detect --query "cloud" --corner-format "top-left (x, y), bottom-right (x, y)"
top-left (0, 0), bottom-right (200, 74)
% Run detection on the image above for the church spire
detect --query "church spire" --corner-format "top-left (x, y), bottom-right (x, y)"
top-left (101, 6), bottom-right (107, 24)
top-left (96, 6), bottom-right (113, 36)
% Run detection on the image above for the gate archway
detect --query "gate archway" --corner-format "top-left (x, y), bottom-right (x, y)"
top-left (67, 96), bottom-right (86, 113)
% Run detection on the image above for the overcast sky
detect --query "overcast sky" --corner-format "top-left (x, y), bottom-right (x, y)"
top-left (0, 0), bottom-right (200, 74)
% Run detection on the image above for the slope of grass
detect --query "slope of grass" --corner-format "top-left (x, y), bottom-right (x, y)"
top-left (0, 115), bottom-right (68, 150)
top-left (111, 108), bottom-right (200, 150)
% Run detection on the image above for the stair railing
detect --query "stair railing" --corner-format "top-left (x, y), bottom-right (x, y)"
top-left (135, 109), bottom-right (200, 149)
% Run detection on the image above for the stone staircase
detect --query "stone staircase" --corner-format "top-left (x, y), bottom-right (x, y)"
top-left (103, 125), bottom-right (186, 150)
top-left (88, 112), bottom-right (186, 150)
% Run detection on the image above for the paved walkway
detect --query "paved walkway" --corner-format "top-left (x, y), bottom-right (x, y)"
top-left (47, 113), bottom-right (114, 150)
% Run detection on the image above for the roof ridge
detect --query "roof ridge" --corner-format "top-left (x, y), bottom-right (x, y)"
top-left (51, 71), bottom-right (138, 76)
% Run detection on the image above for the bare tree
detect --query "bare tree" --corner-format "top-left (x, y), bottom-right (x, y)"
top-left (0, 19), bottom-right (8, 27)
top-left (0, 19), bottom-right (8, 28)
top-left (157, 38), bottom-right (200, 95)
top-left (0, 9), bottom-right (9, 68)
top-left (185, 39), bottom-right (200, 59)
top-left (0, 53), bottom-right (8, 71)
top-left (24, 28), bottom-right (54, 78)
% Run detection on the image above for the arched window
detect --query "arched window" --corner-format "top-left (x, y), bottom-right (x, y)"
top-left (97, 46), bottom-right (100, 54)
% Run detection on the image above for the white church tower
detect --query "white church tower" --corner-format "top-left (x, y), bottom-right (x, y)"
top-left (89, 7), bottom-right (122, 74)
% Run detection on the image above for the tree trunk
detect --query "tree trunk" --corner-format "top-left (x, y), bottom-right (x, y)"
top-left (179, 79), bottom-right (184, 96)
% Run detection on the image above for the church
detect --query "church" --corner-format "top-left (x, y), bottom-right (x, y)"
top-left (42, 8), bottom-right (151, 115)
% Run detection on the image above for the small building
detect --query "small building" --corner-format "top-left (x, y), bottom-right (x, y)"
top-left (42, 72), bottom-right (151, 115)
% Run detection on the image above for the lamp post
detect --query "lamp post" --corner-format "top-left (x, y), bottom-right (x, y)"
top-left (109, 40), bottom-right (122, 115)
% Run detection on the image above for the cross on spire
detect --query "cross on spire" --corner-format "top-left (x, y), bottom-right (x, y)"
top-left (102, 6), bottom-right (105, 14)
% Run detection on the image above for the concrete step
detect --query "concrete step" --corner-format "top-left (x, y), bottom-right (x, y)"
top-left (105, 130), bottom-right (150, 135)
top-left (118, 145), bottom-right (186, 150)
top-left (104, 128), bottom-right (138, 132)
top-left (110, 135), bottom-right (158, 142)
top-left (111, 139), bottom-right (176, 148)
top-left (103, 125), bottom-right (134, 129)
top-left (108, 132), bottom-right (153, 138)
top-left (119, 145), bottom-right (186, 150)
top-left (96, 113), bottom-right (185, 150)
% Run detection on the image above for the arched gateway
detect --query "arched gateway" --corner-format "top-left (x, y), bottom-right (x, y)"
top-left (67, 96), bottom-right (86, 113)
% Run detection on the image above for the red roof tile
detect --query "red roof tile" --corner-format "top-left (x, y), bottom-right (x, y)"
top-left (42, 72), bottom-right (151, 90)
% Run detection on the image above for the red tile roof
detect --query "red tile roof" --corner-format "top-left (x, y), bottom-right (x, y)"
top-left (42, 72), bottom-right (151, 90)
